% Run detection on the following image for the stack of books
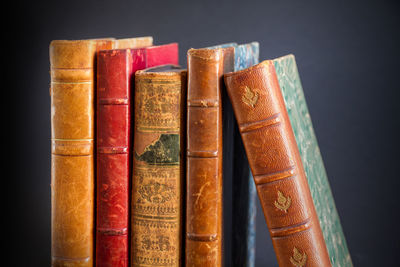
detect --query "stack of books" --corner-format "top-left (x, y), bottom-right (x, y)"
top-left (50, 37), bottom-right (352, 267)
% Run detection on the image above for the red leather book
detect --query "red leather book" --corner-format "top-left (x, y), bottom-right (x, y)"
top-left (96, 43), bottom-right (178, 267)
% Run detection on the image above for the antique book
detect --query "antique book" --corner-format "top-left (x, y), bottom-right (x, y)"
top-left (186, 47), bottom-right (234, 267)
top-left (204, 42), bottom-right (259, 267)
top-left (224, 61), bottom-right (331, 266)
top-left (132, 65), bottom-right (186, 267)
top-left (50, 37), bottom-right (152, 267)
top-left (231, 42), bottom-right (259, 267)
top-left (204, 42), bottom-right (236, 267)
top-left (96, 43), bottom-right (178, 266)
top-left (273, 55), bottom-right (353, 266)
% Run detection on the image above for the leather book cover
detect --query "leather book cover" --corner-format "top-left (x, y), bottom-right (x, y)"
top-left (186, 47), bottom-right (234, 267)
top-left (132, 65), bottom-right (186, 267)
top-left (206, 42), bottom-right (259, 267)
top-left (224, 61), bottom-right (331, 267)
top-left (274, 55), bottom-right (353, 267)
top-left (231, 42), bottom-right (259, 267)
top-left (203, 43), bottom-right (236, 267)
top-left (50, 37), bottom-right (152, 267)
top-left (96, 43), bottom-right (178, 267)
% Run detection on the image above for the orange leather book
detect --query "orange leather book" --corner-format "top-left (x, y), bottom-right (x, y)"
top-left (132, 65), bottom-right (186, 267)
top-left (50, 37), bottom-right (152, 267)
top-left (186, 47), bottom-right (234, 267)
top-left (224, 61), bottom-right (331, 267)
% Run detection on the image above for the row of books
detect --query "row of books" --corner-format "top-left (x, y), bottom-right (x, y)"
top-left (50, 37), bottom-right (352, 266)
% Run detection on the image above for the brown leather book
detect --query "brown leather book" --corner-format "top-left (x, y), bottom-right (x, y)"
top-left (132, 65), bottom-right (186, 267)
top-left (50, 37), bottom-right (152, 267)
top-left (186, 47), bottom-right (234, 267)
top-left (224, 61), bottom-right (331, 267)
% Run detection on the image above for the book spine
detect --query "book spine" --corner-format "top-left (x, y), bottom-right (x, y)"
top-left (96, 43), bottom-right (177, 267)
top-left (224, 61), bottom-right (331, 267)
top-left (186, 48), bottom-right (233, 266)
top-left (231, 42), bottom-right (259, 267)
top-left (50, 39), bottom-right (114, 267)
top-left (132, 69), bottom-right (186, 267)
top-left (96, 49), bottom-right (133, 267)
top-left (273, 55), bottom-right (353, 267)
top-left (206, 43), bottom-right (236, 267)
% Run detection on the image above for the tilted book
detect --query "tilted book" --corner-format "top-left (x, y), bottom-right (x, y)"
top-left (273, 55), bottom-right (353, 267)
top-left (186, 47), bottom-right (234, 267)
top-left (50, 37), bottom-right (153, 267)
top-left (132, 65), bottom-right (186, 266)
top-left (224, 61), bottom-right (331, 266)
top-left (96, 43), bottom-right (178, 266)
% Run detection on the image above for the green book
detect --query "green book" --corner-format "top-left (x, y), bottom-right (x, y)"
top-left (273, 55), bottom-right (353, 267)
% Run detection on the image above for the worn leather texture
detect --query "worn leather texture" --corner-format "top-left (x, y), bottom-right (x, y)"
top-left (96, 43), bottom-right (178, 267)
top-left (113, 37), bottom-right (153, 49)
top-left (204, 43), bottom-right (236, 267)
top-left (186, 47), bottom-right (234, 267)
top-left (50, 37), bottom-right (152, 267)
top-left (132, 65), bottom-right (185, 267)
top-left (224, 61), bottom-right (331, 267)
top-left (206, 42), bottom-right (259, 267)
top-left (274, 55), bottom-right (352, 267)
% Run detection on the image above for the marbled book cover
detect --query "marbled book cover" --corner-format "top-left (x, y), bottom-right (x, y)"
top-left (274, 55), bottom-right (353, 267)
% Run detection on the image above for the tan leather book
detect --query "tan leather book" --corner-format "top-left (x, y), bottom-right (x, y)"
top-left (113, 37), bottom-right (154, 49)
top-left (132, 65), bottom-right (186, 267)
top-left (186, 47), bottom-right (234, 267)
top-left (50, 37), bottom-right (152, 267)
top-left (224, 61), bottom-right (331, 267)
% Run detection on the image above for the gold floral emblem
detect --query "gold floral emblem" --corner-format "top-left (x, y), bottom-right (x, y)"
top-left (274, 190), bottom-right (291, 212)
top-left (242, 86), bottom-right (259, 108)
top-left (290, 247), bottom-right (307, 266)
top-left (141, 235), bottom-right (172, 251)
top-left (138, 181), bottom-right (173, 204)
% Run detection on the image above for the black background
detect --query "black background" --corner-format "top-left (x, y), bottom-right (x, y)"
top-left (12, 0), bottom-right (400, 266)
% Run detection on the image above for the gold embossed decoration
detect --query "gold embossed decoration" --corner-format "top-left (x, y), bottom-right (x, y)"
top-left (138, 180), bottom-right (173, 204)
top-left (132, 70), bottom-right (184, 267)
top-left (274, 190), bottom-right (291, 212)
top-left (290, 247), bottom-right (307, 266)
top-left (242, 86), bottom-right (259, 107)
